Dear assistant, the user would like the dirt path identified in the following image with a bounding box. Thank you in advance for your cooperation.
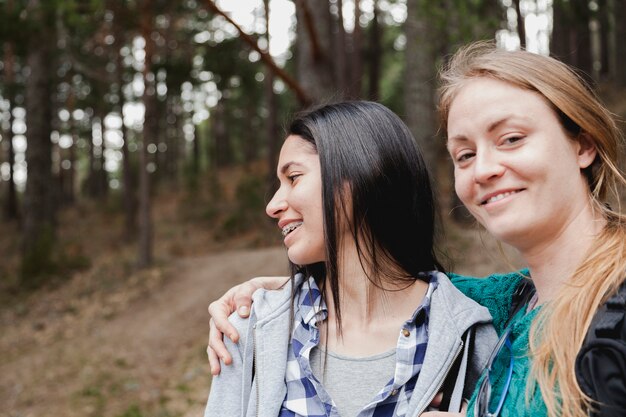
[0,247,289,417]
[1,221,524,417]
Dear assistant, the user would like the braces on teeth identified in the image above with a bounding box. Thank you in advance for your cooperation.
[282,222,303,236]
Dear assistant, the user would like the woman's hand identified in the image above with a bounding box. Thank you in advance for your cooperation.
[207,276,289,375]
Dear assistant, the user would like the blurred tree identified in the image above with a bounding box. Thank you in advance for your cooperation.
[512,0,526,49]
[404,0,441,171]
[611,0,626,86]
[366,0,381,101]
[295,0,335,102]
[21,0,56,283]
[137,0,156,268]
[263,0,280,185]
[348,0,363,98]
[551,0,593,81]
[109,0,139,239]
[2,0,18,220]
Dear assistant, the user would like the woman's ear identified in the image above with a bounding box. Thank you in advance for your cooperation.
[576,133,598,169]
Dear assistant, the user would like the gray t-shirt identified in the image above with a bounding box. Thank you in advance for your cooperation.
[310,346,397,416]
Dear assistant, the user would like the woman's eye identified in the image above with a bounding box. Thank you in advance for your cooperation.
[287,173,302,183]
[456,152,475,163]
[503,135,524,145]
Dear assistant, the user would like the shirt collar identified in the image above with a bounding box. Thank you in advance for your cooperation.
[295,271,439,329]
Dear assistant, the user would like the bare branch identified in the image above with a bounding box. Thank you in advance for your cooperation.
[204,0,310,105]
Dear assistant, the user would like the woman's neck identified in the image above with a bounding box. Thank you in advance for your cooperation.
[520,204,605,304]
[319,244,429,355]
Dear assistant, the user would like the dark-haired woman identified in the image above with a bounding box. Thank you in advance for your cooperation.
[204,101,498,417]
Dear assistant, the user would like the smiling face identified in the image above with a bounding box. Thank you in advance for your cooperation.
[446,77,597,250]
[266,135,325,265]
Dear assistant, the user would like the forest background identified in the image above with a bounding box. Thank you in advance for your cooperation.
[0,0,625,416]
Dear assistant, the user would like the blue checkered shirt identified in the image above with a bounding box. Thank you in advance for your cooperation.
[279,272,438,417]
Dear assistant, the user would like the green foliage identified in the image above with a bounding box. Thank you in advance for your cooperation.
[116,405,144,417]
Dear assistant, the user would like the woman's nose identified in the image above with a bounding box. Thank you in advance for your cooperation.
[266,189,288,218]
[473,149,505,183]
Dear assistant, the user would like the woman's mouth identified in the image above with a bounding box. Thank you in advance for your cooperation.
[281,221,303,237]
[481,189,523,205]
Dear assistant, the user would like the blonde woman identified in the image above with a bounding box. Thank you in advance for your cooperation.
[208,43,626,417]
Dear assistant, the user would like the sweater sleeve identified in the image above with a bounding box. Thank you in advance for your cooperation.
[449,271,527,334]
[204,314,249,417]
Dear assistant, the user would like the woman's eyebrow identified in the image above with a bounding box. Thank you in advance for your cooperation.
[279,161,304,175]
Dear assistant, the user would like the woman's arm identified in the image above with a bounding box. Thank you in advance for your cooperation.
[207,276,289,375]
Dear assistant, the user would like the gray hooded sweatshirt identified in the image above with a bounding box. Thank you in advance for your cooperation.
[205,272,498,417]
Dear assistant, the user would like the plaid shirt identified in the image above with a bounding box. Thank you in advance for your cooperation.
[279,273,438,417]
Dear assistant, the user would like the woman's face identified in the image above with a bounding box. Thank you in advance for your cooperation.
[446,77,597,251]
[266,135,325,265]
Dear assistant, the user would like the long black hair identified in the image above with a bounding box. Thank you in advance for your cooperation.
[287,101,443,328]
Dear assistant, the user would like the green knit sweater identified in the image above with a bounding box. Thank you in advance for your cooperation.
[450,271,548,417]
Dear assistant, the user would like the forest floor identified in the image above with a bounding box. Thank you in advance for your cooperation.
[1,88,624,417]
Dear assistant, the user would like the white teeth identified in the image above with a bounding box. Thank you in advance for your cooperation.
[281,222,303,237]
[485,191,518,204]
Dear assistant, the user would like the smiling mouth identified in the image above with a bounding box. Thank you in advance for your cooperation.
[481,190,523,205]
[281,222,303,237]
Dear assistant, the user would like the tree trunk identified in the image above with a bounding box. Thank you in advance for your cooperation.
[264,0,279,185]
[612,0,626,86]
[334,0,348,96]
[243,103,258,164]
[138,0,154,268]
[166,93,181,179]
[404,0,439,171]
[295,0,335,103]
[192,118,200,177]
[367,0,381,101]
[64,89,76,204]
[22,0,56,283]
[67,129,77,203]
[3,40,18,221]
[86,114,97,197]
[573,14,593,82]
[98,111,109,197]
[213,99,232,167]
[551,0,593,83]
[115,35,137,241]
[348,0,363,98]
[512,0,526,49]
[598,0,610,79]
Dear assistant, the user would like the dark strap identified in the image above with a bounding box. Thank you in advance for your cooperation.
[440,327,474,412]
[506,278,535,327]
[575,281,626,417]
[594,284,626,338]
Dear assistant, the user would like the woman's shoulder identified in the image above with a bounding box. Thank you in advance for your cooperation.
[448,270,528,331]
[449,270,527,293]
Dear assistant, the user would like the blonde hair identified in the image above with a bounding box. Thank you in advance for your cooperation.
[438,41,626,417]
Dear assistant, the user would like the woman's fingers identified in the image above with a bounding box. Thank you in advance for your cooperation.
[206,276,290,376]
[208,296,241,342]
[208,317,232,375]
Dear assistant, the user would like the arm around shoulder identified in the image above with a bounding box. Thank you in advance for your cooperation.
[205,315,250,417]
